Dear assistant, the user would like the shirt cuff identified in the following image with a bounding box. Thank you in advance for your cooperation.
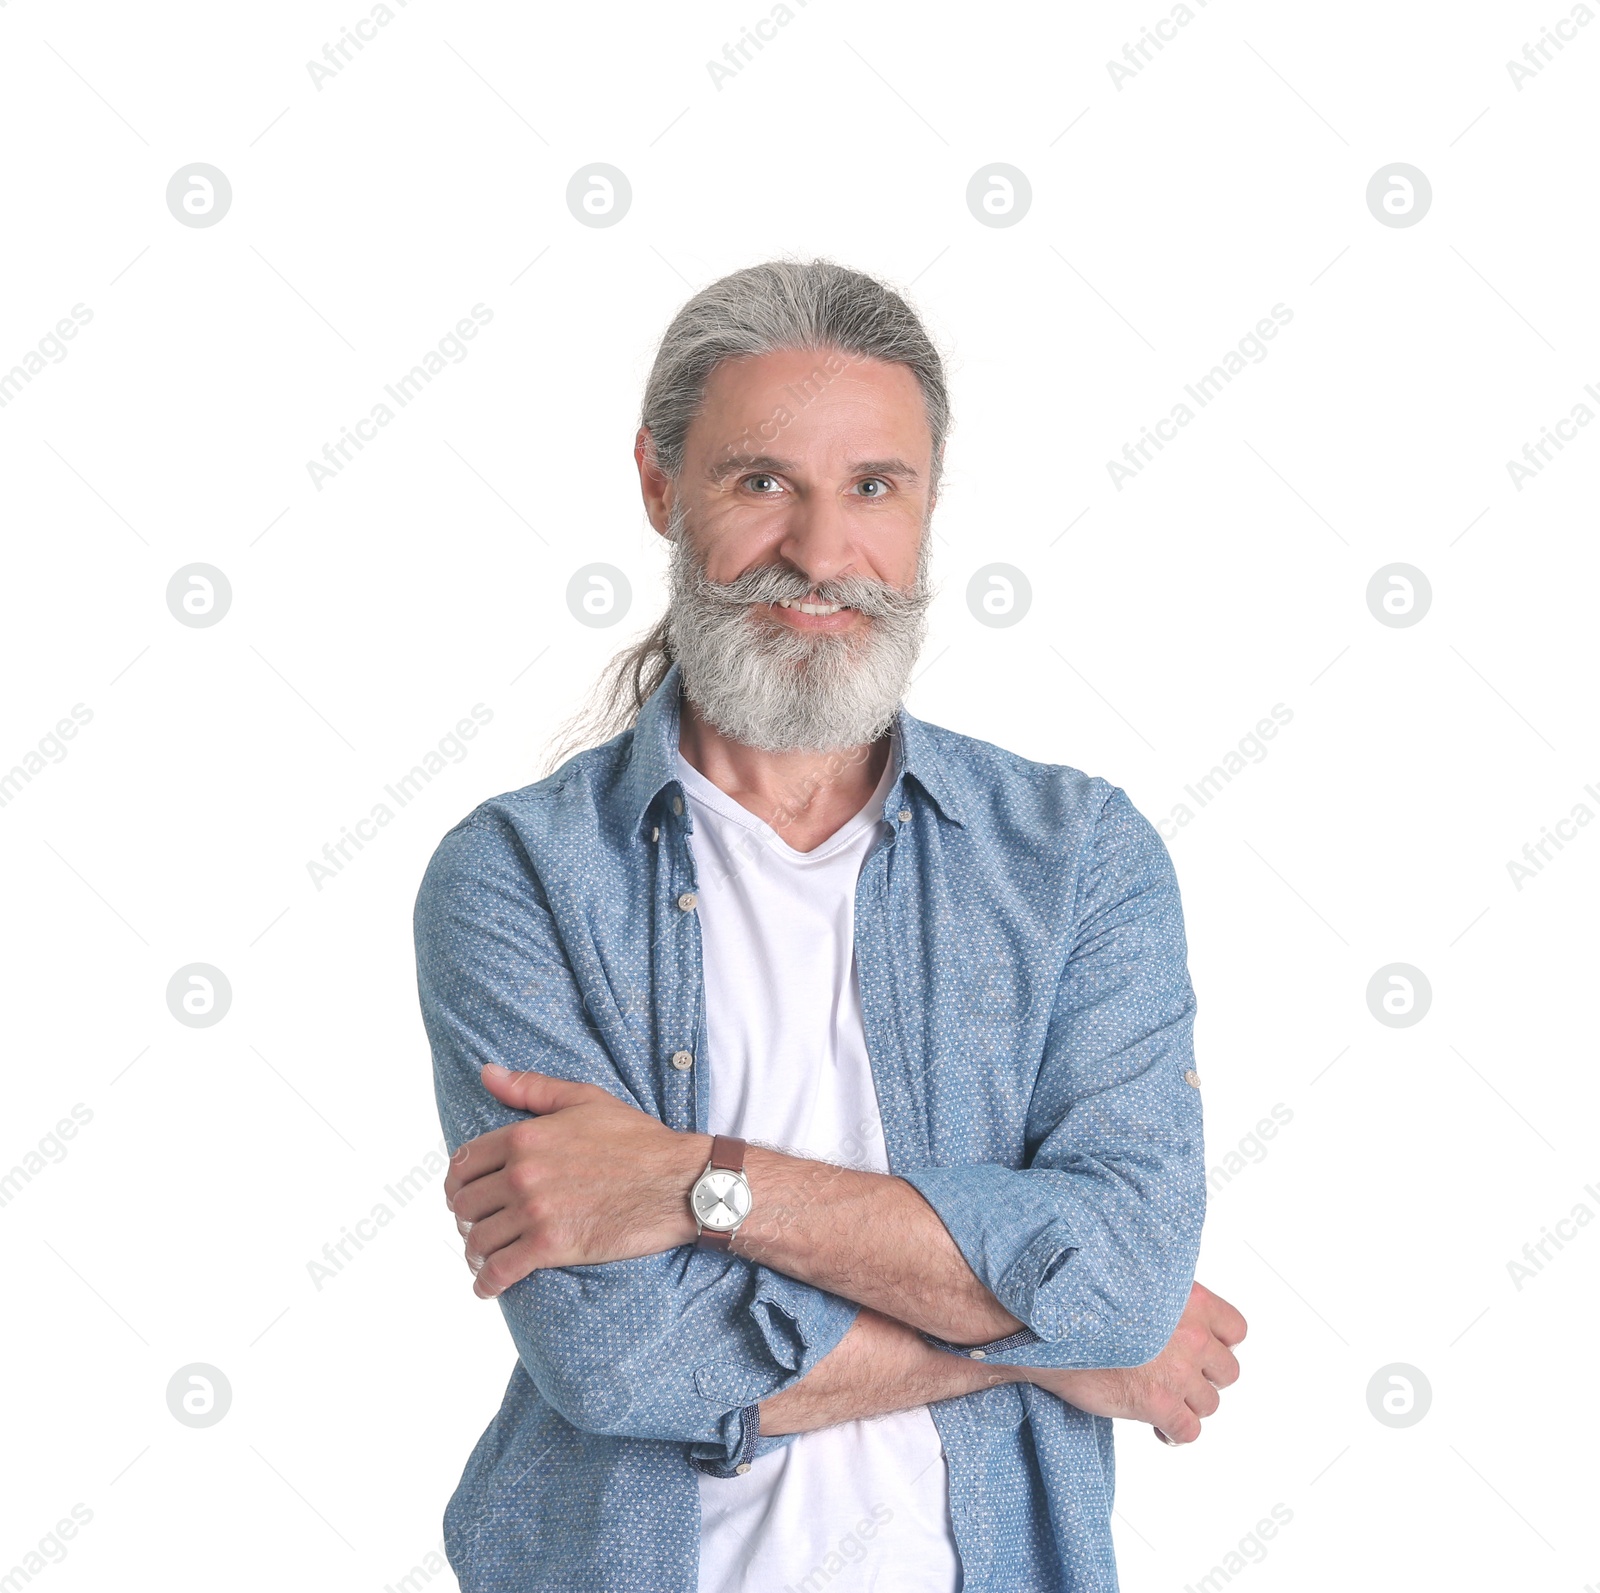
[689,1403,798,1477]
[919,1323,1043,1361]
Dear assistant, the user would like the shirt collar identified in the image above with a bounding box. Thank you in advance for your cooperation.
[624,660,967,833]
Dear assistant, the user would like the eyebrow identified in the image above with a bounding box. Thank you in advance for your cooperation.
[705,453,921,483]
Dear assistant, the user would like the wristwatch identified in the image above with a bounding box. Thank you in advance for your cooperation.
[690,1135,753,1250]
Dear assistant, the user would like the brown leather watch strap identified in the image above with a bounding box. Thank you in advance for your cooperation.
[710,1134,747,1172]
[695,1135,749,1251]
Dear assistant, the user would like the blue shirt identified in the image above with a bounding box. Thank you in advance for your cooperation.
[414,662,1206,1593]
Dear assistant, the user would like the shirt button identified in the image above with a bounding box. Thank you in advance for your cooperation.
[651,826,660,843]
[735,1463,751,1475]
[1184,1069,1202,1088]
[968,1349,987,1360]
[672,796,684,816]
[898,809,912,823]
[671,1050,694,1071]
[678,892,698,912]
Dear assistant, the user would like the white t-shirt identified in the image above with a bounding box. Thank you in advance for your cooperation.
[680,742,963,1593]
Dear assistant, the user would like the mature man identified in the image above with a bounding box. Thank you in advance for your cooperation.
[414,259,1246,1593]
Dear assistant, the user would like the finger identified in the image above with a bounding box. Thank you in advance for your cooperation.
[447,1169,515,1226]
[1202,1340,1241,1390]
[1155,1401,1202,1444]
[1184,1374,1221,1420]
[443,1127,520,1202]
[460,1207,523,1269]
[479,1065,601,1115]
[1203,1292,1248,1347]
[472,1236,544,1300]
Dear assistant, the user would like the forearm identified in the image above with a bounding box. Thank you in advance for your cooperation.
[758,1305,1027,1436]
[728,1144,1026,1346]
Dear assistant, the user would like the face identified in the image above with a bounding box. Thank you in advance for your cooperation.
[636,347,939,753]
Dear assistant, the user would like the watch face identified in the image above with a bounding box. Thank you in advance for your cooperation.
[693,1170,751,1232]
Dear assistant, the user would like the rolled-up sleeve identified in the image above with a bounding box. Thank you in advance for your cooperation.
[414,810,861,1472]
[899,786,1206,1371]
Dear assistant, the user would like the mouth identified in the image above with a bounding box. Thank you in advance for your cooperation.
[762,596,862,631]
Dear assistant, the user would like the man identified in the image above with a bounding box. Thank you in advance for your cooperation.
[414,258,1246,1593]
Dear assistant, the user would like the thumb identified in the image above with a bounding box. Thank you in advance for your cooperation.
[479,1063,598,1115]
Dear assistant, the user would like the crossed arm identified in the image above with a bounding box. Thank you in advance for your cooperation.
[446,1063,1246,1444]
[416,795,1245,1468]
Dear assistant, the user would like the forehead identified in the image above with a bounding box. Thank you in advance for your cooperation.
[685,347,932,470]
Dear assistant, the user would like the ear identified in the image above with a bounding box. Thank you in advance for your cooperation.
[635,426,674,538]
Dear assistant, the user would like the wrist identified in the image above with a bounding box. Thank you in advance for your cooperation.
[655,1131,713,1249]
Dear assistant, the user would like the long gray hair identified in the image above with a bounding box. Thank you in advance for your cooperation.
[543,257,951,773]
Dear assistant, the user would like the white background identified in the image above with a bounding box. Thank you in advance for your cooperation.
[2,1,1597,1589]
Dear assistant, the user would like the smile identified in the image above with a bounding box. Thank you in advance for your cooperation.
[775,598,849,616]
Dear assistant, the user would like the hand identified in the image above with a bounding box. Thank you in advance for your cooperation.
[1024,1281,1246,1444]
[443,1064,710,1297]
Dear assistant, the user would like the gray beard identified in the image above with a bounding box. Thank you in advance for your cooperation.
[663,502,933,754]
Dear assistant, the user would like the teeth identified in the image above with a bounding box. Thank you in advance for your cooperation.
[777,598,845,615]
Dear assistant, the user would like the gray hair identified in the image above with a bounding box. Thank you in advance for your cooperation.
[543,258,950,771]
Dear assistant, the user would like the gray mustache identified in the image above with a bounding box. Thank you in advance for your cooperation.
[699,564,930,622]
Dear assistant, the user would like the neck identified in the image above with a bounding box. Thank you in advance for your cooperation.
[677,693,891,854]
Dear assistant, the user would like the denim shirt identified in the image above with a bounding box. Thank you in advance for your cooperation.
[413,662,1206,1593]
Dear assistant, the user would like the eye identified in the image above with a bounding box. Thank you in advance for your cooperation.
[855,477,890,498]
[743,473,782,495]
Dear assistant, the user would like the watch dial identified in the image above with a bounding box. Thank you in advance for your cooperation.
[694,1171,751,1230]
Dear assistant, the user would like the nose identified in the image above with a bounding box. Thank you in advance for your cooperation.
[776,490,857,593]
